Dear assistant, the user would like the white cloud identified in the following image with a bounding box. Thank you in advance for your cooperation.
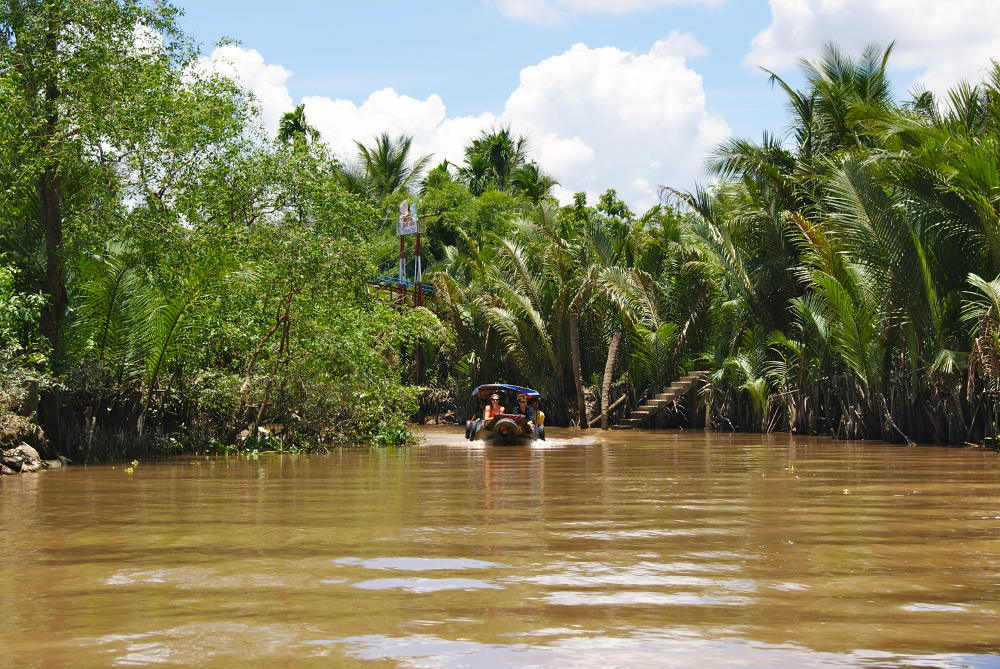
[206,32,729,212]
[200,45,293,133]
[299,89,455,160]
[502,32,729,208]
[746,0,1000,94]
[131,24,164,55]
[493,0,724,26]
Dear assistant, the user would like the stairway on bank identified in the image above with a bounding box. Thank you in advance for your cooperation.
[611,370,708,430]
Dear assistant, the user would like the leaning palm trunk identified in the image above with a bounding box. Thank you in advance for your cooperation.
[601,331,622,430]
[570,313,587,428]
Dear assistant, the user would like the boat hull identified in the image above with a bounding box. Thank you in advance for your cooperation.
[474,426,535,445]
[472,415,537,444]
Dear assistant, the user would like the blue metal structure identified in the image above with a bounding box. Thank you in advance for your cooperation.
[371,274,435,295]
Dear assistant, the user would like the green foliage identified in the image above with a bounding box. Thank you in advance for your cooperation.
[5,17,1000,453]
[511,163,558,203]
[629,322,679,400]
[0,262,44,352]
[458,126,529,194]
[0,1,446,458]
[666,44,1000,442]
[278,103,320,147]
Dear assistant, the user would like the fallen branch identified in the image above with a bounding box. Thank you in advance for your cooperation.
[589,393,627,427]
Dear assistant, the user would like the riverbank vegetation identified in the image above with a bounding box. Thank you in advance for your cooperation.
[0,0,442,461]
[2,1,999,463]
[421,43,1000,446]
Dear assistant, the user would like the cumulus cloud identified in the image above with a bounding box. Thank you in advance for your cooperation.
[199,45,293,133]
[205,32,729,211]
[299,89,454,160]
[746,0,1000,94]
[493,0,724,26]
[502,32,728,208]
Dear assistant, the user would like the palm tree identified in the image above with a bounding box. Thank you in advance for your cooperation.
[512,163,558,203]
[455,154,491,196]
[433,203,594,424]
[342,133,431,205]
[765,42,896,159]
[460,126,528,193]
[277,104,320,147]
[963,273,1000,435]
[421,160,453,195]
[478,220,579,423]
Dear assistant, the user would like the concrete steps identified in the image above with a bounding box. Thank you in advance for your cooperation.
[615,371,708,429]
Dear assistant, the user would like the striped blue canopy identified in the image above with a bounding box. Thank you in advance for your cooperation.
[472,383,541,399]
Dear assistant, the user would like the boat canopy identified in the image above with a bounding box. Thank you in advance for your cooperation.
[472,383,541,399]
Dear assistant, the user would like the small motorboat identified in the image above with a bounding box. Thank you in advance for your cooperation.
[467,383,545,444]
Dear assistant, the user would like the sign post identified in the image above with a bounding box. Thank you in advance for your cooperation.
[411,202,423,307]
[397,200,419,236]
[396,200,422,305]
[396,200,424,419]
[397,200,409,291]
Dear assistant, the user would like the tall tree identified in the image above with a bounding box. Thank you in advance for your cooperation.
[0,0,240,366]
[511,162,558,203]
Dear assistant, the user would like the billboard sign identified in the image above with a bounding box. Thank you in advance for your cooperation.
[397,200,419,235]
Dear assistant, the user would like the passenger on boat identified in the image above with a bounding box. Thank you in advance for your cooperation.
[466,393,505,440]
[512,393,544,440]
[485,393,505,419]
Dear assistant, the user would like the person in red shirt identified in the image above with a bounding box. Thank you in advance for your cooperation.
[483,393,505,419]
[467,393,505,440]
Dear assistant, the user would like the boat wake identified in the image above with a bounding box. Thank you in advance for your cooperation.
[415,425,602,448]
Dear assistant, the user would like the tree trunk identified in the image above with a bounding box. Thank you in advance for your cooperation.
[38,56,66,365]
[36,23,66,448]
[601,331,622,430]
[569,313,587,428]
[254,292,293,435]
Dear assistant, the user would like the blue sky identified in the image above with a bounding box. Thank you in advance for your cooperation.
[179,1,777,135]
[178,0,1000,210]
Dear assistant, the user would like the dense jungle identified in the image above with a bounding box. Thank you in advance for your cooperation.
[2,0,1000,464]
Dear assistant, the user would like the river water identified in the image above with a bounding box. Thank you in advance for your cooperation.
[3,427,1000,667]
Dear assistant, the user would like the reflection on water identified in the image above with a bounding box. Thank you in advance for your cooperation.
[351,577,503,592]
[2,426,1000,667]
[333,556,503,570]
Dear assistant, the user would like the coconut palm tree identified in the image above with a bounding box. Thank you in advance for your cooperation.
[341,133,431,205]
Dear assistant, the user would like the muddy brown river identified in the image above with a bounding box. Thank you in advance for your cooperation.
[3,427,1000,667]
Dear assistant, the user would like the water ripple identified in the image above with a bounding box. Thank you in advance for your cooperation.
[351,577,503,592]
[333,556,502,570]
